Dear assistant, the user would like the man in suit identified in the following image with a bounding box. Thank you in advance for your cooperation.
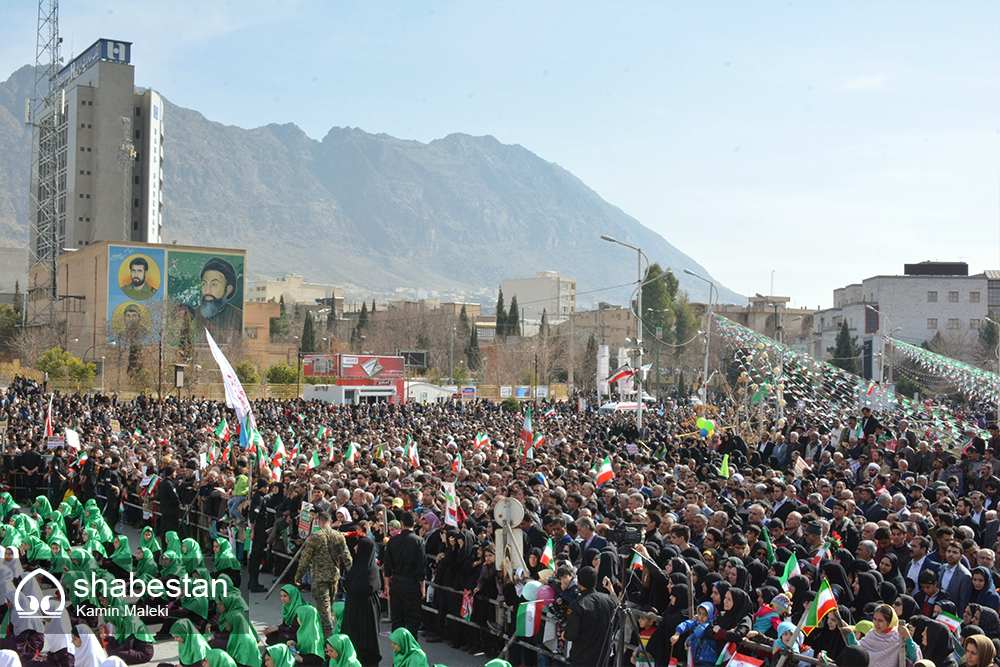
[938,541,973,614]
[772,484,804,523]
[576,517,608,554]
[860,407,881,440]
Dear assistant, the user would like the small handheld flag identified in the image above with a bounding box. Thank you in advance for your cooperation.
[540,538,554,567]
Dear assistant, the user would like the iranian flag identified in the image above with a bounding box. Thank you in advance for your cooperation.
[607,364,634,384]
[297,413,305,422]
[540,538,554,567]
[520,408,533,454]
[406,436,420,468]
[328,443,336,462]
[715,643,737,665]
[937,611,961,632]
[308,451,320,470]
[761,526,776,565]
[207,444,218,465]
[374,443,385,461]
[214,419,230,441]
[143,474,161,498]
[595,456,614,486]
[452,453,463,473]
[345,442,359,465]
[317,426,331,439]
[723,655,763,667]
[474,432,488,449]
[74,450,88,468]
[541,408,556,420]
[45,395,54,437]
[272,435,286,467]
[515,600,545,637]
[803,578,837,635]
[810,541,831,567]
[629,553,643,570]
[778,554,800,587]
[272,466,282,483]
[290,439,300,460]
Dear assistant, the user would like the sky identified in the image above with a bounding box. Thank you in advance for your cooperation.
[1,0,998,308]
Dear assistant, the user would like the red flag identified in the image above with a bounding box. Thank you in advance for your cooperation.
[45,395,53,437]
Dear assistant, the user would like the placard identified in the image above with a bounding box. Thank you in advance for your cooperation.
[298,502,314,538]
[461,386,476,399]
[514,386,531,399]
[500,386,512,398]
[47,436,65,450]
[535,386,549,398]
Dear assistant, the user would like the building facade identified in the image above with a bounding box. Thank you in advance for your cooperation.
[29,39,163,257]
[811,262,990,380]
[247,274,343,313]
[501,271,576,322]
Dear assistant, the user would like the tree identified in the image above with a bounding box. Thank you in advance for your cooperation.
[0,308,18,359]
[980,310,999,363]
[371,299,376,313]
[266,362,299,384]
[301,312,316,354]
[495,288,506,339]
[507,296,520,338]
[234,360,259,385]
[279,295,286,319]
[36,347,96,380]
[465,326,481,371]
[458,305,471,341]
[128,345,142,374]
[672,295,696,362]
[640,262,675,342]
[540,309,549,339]
[12,281,21,318]
[895,375,922,399]
[326,308,336,332]
[828,321,861,374]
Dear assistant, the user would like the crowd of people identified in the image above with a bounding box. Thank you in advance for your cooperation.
[0,372,999,667]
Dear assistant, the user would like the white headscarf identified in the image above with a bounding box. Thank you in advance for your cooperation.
[74,625,107,667]
[0,650,21,667]
[42,610,74,656]
[2,553,24,579]
[7,579,45,634]
[100,657,128,667]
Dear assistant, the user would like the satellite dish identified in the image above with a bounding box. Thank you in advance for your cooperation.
[494,498,524,527]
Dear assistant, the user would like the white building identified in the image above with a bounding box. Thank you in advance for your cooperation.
[247,274,343,307]
[501,270,576,323]
[812,262,995,381]
[29,39,164,253]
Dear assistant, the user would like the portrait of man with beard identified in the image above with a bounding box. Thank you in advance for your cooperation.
[191,256,243,343]
[120,256,158,300]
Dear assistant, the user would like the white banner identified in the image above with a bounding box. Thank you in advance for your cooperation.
[205,328,256,433]
[597,345,610,397]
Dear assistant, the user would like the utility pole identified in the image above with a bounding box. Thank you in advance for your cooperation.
[567,313,575,392]
[449,326,454,384]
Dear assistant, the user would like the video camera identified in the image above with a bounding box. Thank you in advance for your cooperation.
[605,519,645,546]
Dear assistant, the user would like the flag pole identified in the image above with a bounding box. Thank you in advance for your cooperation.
[774,575,827,667]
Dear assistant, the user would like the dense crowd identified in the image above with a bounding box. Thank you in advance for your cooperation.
[0,373,999,667]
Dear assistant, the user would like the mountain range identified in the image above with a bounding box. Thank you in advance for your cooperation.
[0,64,743,307]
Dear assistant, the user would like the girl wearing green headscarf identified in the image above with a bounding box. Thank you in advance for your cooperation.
[61,495,82,521]
[82,499,112,544]
[11,513,39,540]
[205,649,238,667]
[106,534,133,578]
[264,585,306,645]
[33,495,53,522]
[293,606,325,666]
[100,597,156,664]
[159,550,184,582]
[0,492,19,520]
[325,635,363,667]
[214,574,235,602]
[44,511,67,542]
[215,593,255,642]
[388,628,428,667]
[169,619,210,666]
[81,525,107,557]
[48,535,72,574]
[265,645,295,667]
[139,526,161,557]
[225,613,262,667]
[165,530,183,555]
[20,535,52,565]
[69,547,98,572]
[180,538,204,573]
[212,538,242,587]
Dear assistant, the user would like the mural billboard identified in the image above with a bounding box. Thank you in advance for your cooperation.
[166,250,245,344]
[107,245,164,344]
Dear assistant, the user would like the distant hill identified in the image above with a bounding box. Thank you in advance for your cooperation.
[0,64,743,306]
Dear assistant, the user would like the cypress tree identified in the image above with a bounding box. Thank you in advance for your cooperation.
[495,288,506,339]
[507,296,520,338]
[301,312,316,353]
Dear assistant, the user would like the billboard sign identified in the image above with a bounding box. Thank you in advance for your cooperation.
[514,386,531,399]
[461,386,476,399]
[107,245,164,344]
[303,355,340,377]
[55,39,131,89]
[340,355,404,379]
[166,250,245,345]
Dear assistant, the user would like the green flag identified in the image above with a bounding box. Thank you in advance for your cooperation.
[778,553,800,587]
[719,454,730,479]
[761,526,776,565]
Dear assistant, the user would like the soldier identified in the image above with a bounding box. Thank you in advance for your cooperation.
[295,510,352,639]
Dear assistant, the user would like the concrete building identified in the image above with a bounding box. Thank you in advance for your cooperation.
[812,262,992,380]
[557,303,636,351]
[29,39,163,255]
[501,271,576,322]
[693,296,818,352]
[247,274,343,314]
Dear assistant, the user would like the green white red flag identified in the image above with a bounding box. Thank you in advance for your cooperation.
[596,456,614,486]
[345,442,359,465]
[214,419,230,441]
[803,578,837,635]
[540,538,554,567]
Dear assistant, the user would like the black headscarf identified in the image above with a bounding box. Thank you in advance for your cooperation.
[757,586,779,607]
[804,604,849,664]
[978,606,1000,637]
[852,572,882,615]
[921,619,959,667]
[731,565,750,592]
[528,547,544,578]
[895,594,918,621]
[717,587,752,630]
[879,581,897,605]
[746,561,768,590]
[787,574,812,617]
[712,581,731,608]
[837,645,870,667]
[701,573,722,604]
[343,536,380,596]
[879,553,907,597]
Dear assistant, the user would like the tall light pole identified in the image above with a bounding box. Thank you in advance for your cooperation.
[685,269,717,403]
[601,235,648,431]
[865,305,892,384]
[986,316,1000,426]
[647,307,669,399]
[757,294,785,421]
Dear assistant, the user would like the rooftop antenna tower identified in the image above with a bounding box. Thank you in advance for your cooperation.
[25,0,63,329]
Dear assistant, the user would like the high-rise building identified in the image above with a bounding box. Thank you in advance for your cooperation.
[29,38,163,258]
[501,270,576,323]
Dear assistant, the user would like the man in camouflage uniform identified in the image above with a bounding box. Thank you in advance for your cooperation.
[295,510,352,639]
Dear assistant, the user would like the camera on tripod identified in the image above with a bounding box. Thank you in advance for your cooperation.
[605,520,645,546]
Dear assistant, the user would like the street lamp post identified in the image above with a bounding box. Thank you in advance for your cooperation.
[757,294,786,422]
[647,307,669,399]
[685,270,717,403]
[601,235,649,432]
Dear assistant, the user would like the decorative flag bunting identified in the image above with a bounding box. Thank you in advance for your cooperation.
[345,442,359,465]
[540,538,554,567]
[596,456,614,486]
[803,578,838,635]
[778,554,800,587]
[214,419,230,441]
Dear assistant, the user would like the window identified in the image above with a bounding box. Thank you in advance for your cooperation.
[132,221,139,231]
[928,318,938,330]
[86,148,90,152]
[971,292,980,303]
[135,130,141,139]
[78,194,84,199]
[971,319,981,330]
[135,107,141,116]
[949,291,959,302]
[80,100,86,106]
[133,199,140,208]
[88,101,92,106]
[85,194,90,199]
[87,124,91,129]
[80,123,85,128]
[80,147,85,152]
[134,176,140,184]
[927,291,937,302]
[948,318,960,330]
[79,170,84,175]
